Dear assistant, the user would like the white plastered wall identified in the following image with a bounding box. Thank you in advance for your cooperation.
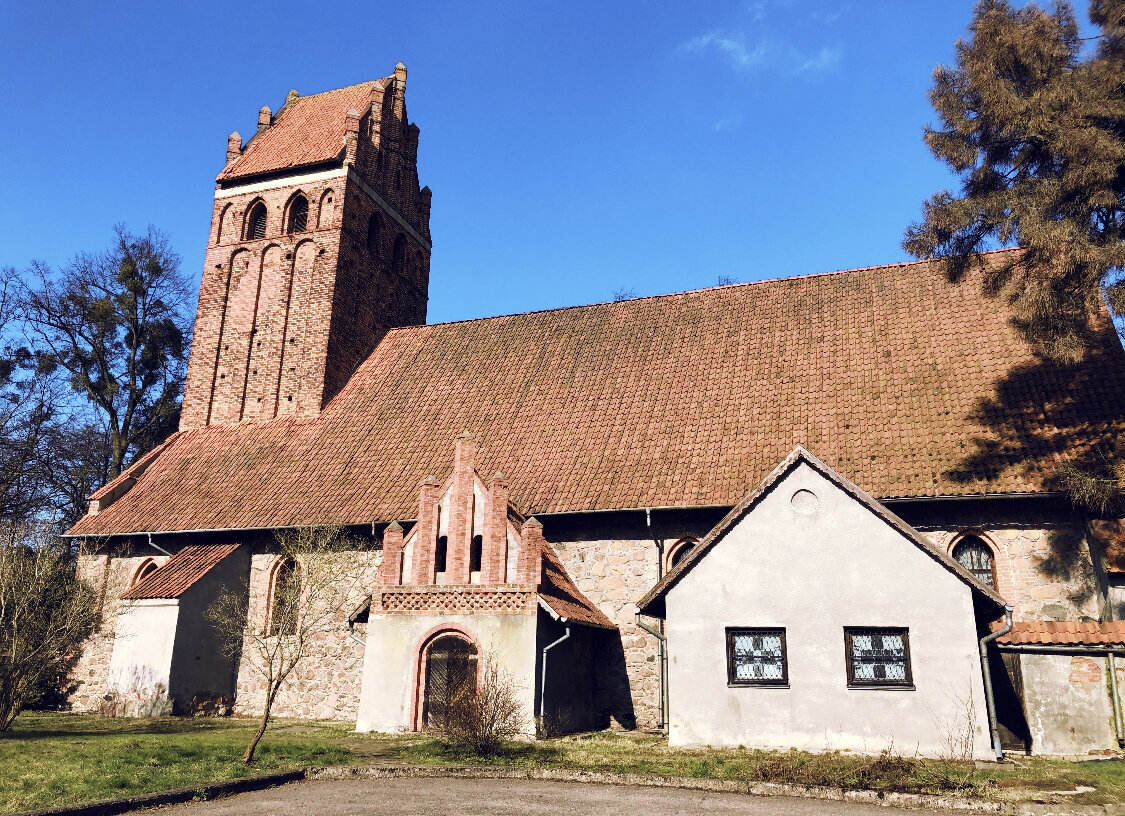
[355,612,537,734]
[665,461,994,759]
[107,599,179,715]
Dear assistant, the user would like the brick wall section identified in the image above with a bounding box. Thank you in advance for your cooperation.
[233,548,380,720]
[69,553,170,712]
[483,475,509,583]
[446,434,476,583]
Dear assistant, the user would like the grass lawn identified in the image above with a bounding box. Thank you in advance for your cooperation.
[3,712,1125,812]
[0,713,352,813]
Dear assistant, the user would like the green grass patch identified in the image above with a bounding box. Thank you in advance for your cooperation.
[0,713,352,814]
[5,714,1125,811]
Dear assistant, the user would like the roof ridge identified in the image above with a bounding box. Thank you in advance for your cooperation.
[389,247,1025,333]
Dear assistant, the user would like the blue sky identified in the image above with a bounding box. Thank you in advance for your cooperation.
[0,1,1096,324]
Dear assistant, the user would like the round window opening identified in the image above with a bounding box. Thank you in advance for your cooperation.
[790,489,819,515]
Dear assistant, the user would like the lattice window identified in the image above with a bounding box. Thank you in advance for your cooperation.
[844,627,912,687]
[726,627,787,685]
[953,536,995,588]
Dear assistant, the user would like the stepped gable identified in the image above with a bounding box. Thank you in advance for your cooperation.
[66,249,1125,537]
[218,80,388,182]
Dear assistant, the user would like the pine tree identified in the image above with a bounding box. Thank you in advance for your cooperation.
[904,0,1125,363]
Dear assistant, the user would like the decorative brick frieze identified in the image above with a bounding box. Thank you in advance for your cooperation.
[375,584,537,615]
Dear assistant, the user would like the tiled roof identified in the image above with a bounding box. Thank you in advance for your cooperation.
[998,620,1125,647]
[537,542,616,629]
[217,80,386,182]
[121,544,241,600]
[638,447,1006,616]
[67,250,1125,537]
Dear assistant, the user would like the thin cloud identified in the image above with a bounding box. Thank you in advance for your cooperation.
[798,45,843,74]
[713,113,745,132]
[683,31,769,71]
[682,29,843,78]
[811,6,849,25]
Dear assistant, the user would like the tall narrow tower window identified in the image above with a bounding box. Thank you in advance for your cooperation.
[392,234,407,277]
[287,195,308,234]
[367,213,382,254]
[246,202,267,240]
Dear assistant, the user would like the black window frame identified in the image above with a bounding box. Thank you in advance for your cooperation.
[844,627,913,689]
[725,627,788,687]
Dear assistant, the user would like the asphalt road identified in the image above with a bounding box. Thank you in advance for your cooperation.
[159,777,951,816]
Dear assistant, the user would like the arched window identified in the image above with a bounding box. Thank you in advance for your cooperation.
[469,535,483,574]
[317,189,335,228]
[391,234,407,277]
[132,559,159,587]
[366,212,381,254]
[665,536,698,573]
[246,201,267,240]
[269,558,300,636]
[953,536,995,588]
[287,195,308,234]
[434,535,448,574]
[423,634,477,729]
[216,204,232,245]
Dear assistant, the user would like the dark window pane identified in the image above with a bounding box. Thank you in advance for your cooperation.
[953,537,995,588]
[846,627,912,686]
[727,628,787,685]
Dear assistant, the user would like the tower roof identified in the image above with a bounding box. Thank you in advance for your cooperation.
[217,78,391,182]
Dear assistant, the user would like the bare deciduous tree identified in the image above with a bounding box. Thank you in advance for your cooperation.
[432,649,526,755]
[0,523,101,730]
[207,526,368,764]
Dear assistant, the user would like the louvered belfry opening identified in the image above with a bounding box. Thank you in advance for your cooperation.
[288,195,308,233]
[423,635,477,729]
[247,202,267,240]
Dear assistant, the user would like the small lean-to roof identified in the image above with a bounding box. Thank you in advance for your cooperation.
[120,543,241,601]
[217,80,387,182]
[637,447,1007,617]
[537,541,616,629]
[998,620,1125,648]
[67,250,1125,538]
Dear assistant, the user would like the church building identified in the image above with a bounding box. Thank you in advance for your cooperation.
[67,67,1125,758]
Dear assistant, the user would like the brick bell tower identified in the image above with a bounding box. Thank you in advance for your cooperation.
[180,64,432,429]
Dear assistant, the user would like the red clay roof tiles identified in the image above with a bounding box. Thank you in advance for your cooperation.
[67,250,1125,537]
[998,620,1125,647]
[121,543,241,600]
[537,542,616,629]
[217,80,386,182]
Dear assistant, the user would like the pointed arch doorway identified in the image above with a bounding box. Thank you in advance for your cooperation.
[423,634,478,729]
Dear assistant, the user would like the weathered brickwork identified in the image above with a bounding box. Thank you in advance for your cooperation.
[180,71,431,431]
[232,548,380,721]
[69,552,170,712]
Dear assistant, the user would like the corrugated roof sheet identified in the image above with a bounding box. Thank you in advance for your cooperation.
[998,620,1125,647]
[217,80,386,181]
[121,543,241,600]
[68,250,1125,537]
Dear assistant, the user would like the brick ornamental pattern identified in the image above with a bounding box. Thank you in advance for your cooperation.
[376,586,538,615]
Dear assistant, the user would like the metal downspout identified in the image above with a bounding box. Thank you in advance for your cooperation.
[979,605,1014,762]
[641,508,668,733]
[1108,653,1124,749]
[539,623,571,736]
[635,611,668,733]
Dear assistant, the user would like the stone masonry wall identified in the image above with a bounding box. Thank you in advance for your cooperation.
[232,547,380,721]
[69,552,170,712]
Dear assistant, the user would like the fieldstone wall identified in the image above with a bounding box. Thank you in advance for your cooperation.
[544,509,725,731]
[69,552,170,712]
[232,547,381,721]
[925,523,1099,621]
